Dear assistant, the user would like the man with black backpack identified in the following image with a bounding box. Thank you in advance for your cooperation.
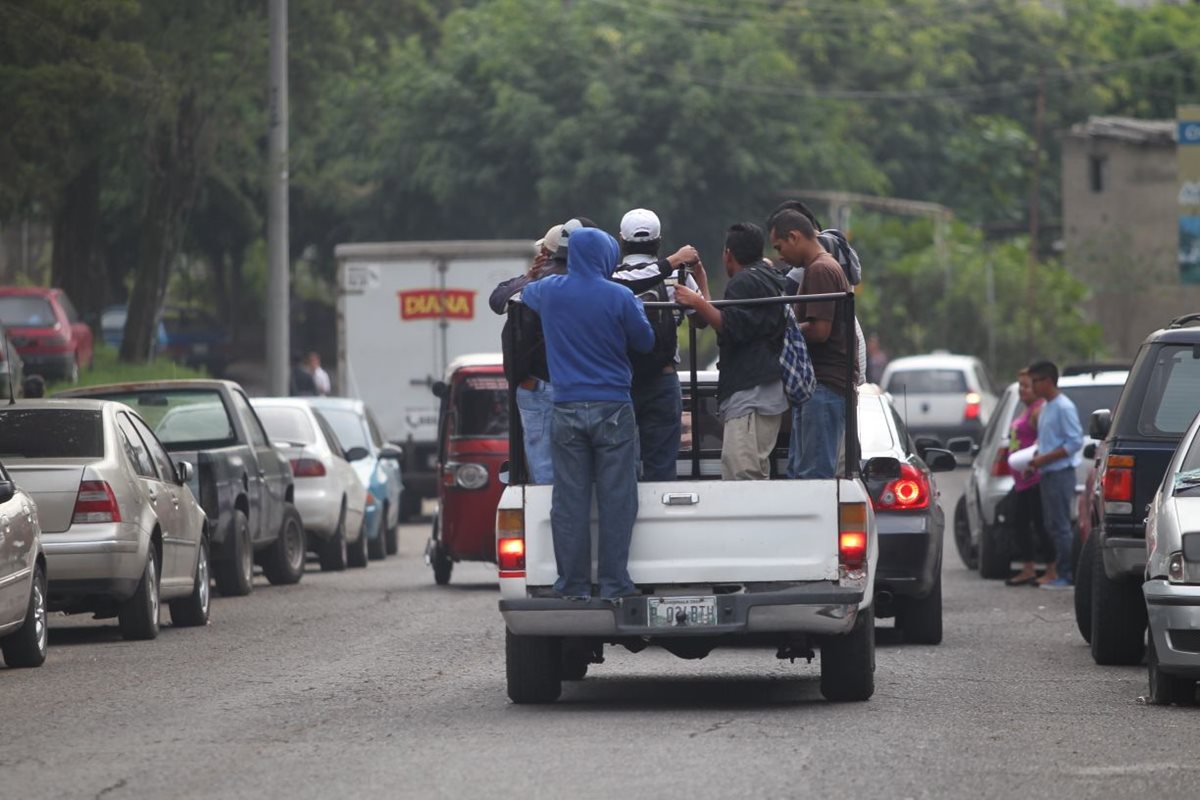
[610,208,707,482]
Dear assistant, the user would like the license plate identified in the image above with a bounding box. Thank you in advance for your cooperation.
[647,596,718,628]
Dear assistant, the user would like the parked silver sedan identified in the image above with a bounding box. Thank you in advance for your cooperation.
[0,400,210,641]
[0,459,47,667]
[1144,407,1200,705]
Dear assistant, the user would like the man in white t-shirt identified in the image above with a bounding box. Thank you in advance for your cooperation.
[307,351,332,396]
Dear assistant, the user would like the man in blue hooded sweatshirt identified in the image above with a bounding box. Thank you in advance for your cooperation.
[521,227,655,600]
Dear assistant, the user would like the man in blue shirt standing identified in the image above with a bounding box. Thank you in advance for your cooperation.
[521,228,655,600]
[1028,360,1083,589]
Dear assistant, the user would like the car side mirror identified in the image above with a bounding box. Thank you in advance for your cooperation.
[946,437,978,456]
[924,448,959,473]
[1083,442,1097,460]
[345,446,369,462]
[0,479,15,505]
[379,445,404,461]
[862,456,902,482]
[1089,409,1112,441]
[175,460,194,485]
[431,381,449,399]
[499,460,511,486]
[913,436,943,457]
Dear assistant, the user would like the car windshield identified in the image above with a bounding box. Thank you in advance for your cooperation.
[0,409,104,459]
[454,375,509,437]
[92,389,235,448]
[321,408,370,451]
[0,296,56,327]
[1062,384,1124,434]
[1136,345,1200,437]
[256,406,317,445]
[886,369,967,395]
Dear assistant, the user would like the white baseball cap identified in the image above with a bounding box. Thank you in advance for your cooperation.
[619,208,661,242]
[534,224,563,252]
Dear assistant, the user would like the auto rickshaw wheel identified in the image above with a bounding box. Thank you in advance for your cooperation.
[431,519,453,586]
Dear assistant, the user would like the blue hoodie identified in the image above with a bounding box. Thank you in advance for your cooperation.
[521,228,654,403]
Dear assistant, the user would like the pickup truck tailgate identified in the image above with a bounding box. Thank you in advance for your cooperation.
[522,480,845,586]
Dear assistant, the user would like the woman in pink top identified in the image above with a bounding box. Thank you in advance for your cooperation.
[1006,369,1050,586]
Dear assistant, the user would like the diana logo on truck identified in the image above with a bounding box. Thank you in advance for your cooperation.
[398,289,476,320]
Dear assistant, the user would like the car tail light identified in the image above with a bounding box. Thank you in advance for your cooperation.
[992,446,1011,477]
[964,392,982,422]
[73,481,122,524]
[873,464,931,511]
[290,458,326,478]
[497,509,525,577]
[1102,454,1134,514]
[838,502,868,571]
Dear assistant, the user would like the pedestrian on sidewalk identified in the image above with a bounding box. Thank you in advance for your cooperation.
[1027,360,1083,589]
[520,227,655,600]
[1005,368,1051,586]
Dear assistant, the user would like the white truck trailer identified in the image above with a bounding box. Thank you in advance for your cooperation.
[335,240,533,519]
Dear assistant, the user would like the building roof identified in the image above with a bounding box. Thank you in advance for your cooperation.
[1067,116,1176,146]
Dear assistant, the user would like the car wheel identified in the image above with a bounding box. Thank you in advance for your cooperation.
[898,569,943,645]
[1074,531,1095,643]
[263,504,306,585]
[169,535,211,627]
[953,496,977,570]
[385,503,399,556]
[1147,634,1197,706]
[319,504,349,572]
[1,563,48,668]
[212,509,254,596]
[820,605,875,702]
[1089,538,1146,666]
[978,522,1010,580]
[118,549,160,641]
[347,518,369,569]
[368,505,387,561]
[506,628,562,704]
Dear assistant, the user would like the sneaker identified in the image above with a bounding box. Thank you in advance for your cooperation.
[1039,577,1073,591]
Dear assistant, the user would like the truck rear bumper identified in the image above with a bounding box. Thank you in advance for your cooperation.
[1103,536,1146,579]
[500,584,865,638]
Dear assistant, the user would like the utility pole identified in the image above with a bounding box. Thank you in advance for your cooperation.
[266,0,289,396]
[1026,66,1045,360]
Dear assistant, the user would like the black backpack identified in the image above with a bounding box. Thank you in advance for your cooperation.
[501,300,544,385]
[628,282,679,380]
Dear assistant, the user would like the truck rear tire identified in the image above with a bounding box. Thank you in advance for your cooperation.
[1089,539,1146,665]
[820,605,875,702]
[1148,636,1197,706]
[263,505,306,585]
[978,522,1009,580]
[1074,532,1095,643]
[954,496,977,570]
[899,569,943,645]
[213,510,254,597]
[506,628,562,704]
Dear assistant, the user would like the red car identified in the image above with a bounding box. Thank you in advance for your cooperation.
[0,287,94,382]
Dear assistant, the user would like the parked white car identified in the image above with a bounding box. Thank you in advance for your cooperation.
[880,352,998,448]
[0,459,47,668]
[251,399,369,572]
[0,400,210,640]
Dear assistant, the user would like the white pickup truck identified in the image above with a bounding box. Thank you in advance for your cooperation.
[495,293,896,704]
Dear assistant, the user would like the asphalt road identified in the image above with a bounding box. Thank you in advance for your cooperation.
[3,470,1197,800]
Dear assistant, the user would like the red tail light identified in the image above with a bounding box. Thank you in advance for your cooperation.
[964,392,982,422]
[290,458,326,478]
[497,509,525,577]
[1102,454,1134,502]
[498,537,526,572]
[73,480,122,524]
[873,463,931,511]
[838,503,868,570]
[992,446,1011,477]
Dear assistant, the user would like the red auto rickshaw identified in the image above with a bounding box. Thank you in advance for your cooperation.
[425,354,509,585]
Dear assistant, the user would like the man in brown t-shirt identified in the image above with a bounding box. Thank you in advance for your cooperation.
[769,209,855,478]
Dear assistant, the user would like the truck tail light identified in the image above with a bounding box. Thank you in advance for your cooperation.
[497,509,525,577]
[1102,454,1134,514]
[838,502,868,571]
[964,392,982,422]
[873,464,931,511]
[290,458,326,478]
[992,446,1011,477]
[73,480,122,524]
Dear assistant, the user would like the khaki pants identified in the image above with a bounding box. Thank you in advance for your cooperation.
[721,411,785,480]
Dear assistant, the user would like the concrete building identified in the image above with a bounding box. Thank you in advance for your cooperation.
[1060,116,1195,359]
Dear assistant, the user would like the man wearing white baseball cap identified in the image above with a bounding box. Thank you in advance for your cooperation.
[611,208,709,482]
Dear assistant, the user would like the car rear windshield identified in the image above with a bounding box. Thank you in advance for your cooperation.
[0,409,104,459]
[94,390,236,448]
[1134,345,1200,437]
[455,376,509,437]
[255,406,317,445]
[1062,384,1124,434]
[886,369,968,395]
[0,296,56,327]
[321,408,369,451]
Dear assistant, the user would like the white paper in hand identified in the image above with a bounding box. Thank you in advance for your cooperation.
[1008,444,1037,474]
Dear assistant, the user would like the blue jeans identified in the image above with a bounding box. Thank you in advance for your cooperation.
[631,370,682,482]
[516,382,554,484]
[550,401,639,599]
[788,383,845,479]
[1039,467,1075,581]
